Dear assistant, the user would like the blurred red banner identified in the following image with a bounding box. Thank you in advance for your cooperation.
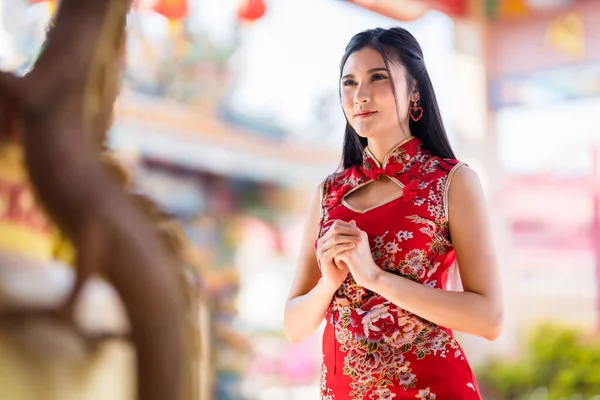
[345,0,468,21]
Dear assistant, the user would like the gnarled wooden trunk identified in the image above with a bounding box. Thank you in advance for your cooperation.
[0,1,199,399]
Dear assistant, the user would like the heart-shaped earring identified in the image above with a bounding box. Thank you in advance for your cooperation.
[409,100,423,122]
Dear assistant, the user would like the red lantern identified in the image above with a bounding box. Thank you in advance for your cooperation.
[152,0,189,20]
[434,0,468,17]
[237,0,266,22]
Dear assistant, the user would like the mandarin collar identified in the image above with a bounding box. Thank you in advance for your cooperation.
[361,136,421,179]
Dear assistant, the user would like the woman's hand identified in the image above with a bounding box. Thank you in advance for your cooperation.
[316,220,361,293]
[334,221,381,289]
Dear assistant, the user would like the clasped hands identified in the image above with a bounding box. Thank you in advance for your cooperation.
[315,219,381,292]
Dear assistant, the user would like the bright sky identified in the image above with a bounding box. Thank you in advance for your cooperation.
[191,0,456,148]
[497,98,600,175]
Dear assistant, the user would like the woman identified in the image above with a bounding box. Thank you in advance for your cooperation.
[284,27,502,399]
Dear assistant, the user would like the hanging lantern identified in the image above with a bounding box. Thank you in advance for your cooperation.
[152,0,189,20]
[499,0,530,17]
[237,0,266,23]
[434,0,468,17]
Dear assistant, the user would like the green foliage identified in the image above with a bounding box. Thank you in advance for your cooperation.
[477,324,600,400]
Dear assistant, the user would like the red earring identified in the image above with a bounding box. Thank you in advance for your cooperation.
[409,100,423,122]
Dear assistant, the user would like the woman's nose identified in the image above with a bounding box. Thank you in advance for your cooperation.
[354,87,370,104]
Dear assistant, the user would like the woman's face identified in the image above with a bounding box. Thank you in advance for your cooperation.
[340,46,416,140]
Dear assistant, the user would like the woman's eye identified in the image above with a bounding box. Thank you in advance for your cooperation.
[342,79,356,86]
[372,73,388,81]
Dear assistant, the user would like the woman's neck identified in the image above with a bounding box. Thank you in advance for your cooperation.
[367,133,413,165]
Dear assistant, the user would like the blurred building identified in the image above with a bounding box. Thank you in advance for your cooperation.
[486,0,600,350]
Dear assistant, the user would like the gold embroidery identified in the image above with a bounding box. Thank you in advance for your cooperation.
[341,178,405,214]
[341,192,405,215]
[365,136,417,167]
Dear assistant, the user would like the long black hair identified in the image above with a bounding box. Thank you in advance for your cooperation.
[339,27,456,169]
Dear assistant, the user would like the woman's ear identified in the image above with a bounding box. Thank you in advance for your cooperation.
[411,79,420,102]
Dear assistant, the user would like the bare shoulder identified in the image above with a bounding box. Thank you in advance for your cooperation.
[454,162,480,182]
[442,162,487,224]
[449,164,485,199]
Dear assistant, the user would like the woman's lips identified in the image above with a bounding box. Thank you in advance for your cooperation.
[355,111,377,118]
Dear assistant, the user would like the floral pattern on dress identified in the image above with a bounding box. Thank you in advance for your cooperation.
[317,137,481,400]
[320,363,335,400]
[415,387,436,399]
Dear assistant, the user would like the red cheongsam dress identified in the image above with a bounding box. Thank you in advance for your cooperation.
[315,136,481,400]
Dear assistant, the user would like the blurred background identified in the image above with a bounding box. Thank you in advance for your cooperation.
[1,0,600,399]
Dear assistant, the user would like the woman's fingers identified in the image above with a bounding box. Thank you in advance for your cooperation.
[318,234,358,261]
[323,242,355,261]
[317,230,357,249]
[317,220,360,247]
[316,220,362,270]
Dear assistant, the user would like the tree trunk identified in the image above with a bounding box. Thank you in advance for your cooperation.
[0,1,186,399]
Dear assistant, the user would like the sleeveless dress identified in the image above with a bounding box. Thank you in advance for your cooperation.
[315,136,481,399]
